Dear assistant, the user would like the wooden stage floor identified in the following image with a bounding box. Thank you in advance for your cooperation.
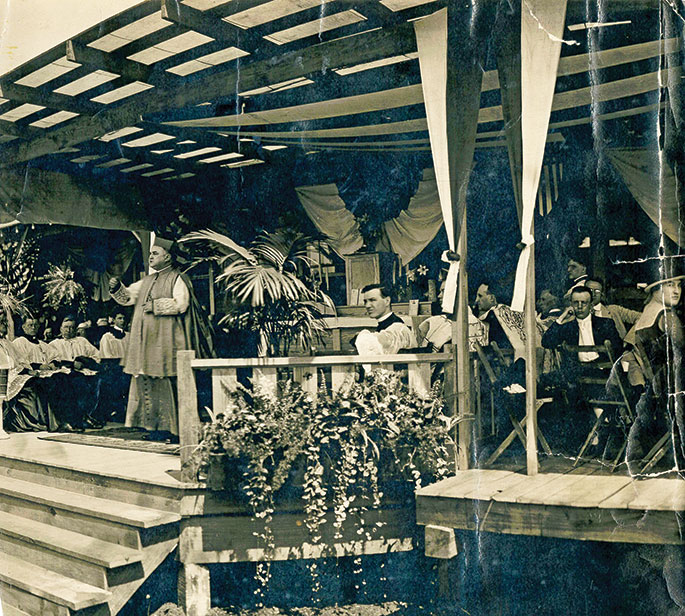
[0,431,191,489]
[416,456,685,545]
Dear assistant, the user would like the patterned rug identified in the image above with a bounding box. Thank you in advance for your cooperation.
[39,427,180,455]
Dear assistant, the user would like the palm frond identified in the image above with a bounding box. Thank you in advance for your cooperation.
[180,229,257,264]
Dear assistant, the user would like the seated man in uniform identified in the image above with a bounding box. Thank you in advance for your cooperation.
[354,284,416,355]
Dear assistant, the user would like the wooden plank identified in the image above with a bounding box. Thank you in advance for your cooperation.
[0,582,73,616]
[417,494,685,544]
[417,470,518,498]
[65,40,154,84]
[0,82,101,115]
[296,366,318,401]
[331,365,354,392]
[253,366,277,396]
[526,474,632,508]
[408,362,430,396]
[476,501,685,544]
[177,350,201,478]
[0,552,110,611]
[178,563,211,616]
[161,0,272,52]
[193,352,451,368]
[599,477,685,511]
[491,472,569,503]
[211,367,238,411]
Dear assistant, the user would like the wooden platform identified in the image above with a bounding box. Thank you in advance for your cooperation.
[416,460,685,545]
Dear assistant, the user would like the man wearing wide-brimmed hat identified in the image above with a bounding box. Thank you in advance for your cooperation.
[109,236,210,441]
[625,255,685,475]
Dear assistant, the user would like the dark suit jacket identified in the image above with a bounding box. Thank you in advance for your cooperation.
[542,314,622,361]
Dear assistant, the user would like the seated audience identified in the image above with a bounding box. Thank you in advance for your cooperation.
[626,259,685,475]
[585,278,640,340]
[354,284,416,355]
[45,316,101,431]
[536,289,562,330]
[541,286,622,450]
[565,255,590,296]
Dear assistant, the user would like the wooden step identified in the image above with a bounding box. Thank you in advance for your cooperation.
[0,475,181,528]
[0,476,180,549]
[0,455,190,512]
[0,551,110,612]
[0,510,143,589]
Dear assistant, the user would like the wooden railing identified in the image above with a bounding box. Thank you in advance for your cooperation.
[177,349,461,475]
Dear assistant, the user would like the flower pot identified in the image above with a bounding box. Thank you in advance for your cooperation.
[205,452,248,495]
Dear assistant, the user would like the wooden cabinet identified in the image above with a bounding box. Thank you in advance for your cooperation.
[344,252,396,305]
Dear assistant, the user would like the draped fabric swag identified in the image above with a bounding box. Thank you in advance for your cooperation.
[607,148,685,248]
[510,0,568,312]
[294,183,364,257]
[0,166,150,231]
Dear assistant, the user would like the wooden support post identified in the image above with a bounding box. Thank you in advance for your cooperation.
[178,562,211,616]
[408,362,431,397]
[455,215,472,470]
[178,350,200,480]
[208,262,216,317]
[524,241,539,476]
[211,368,238,411]
[253,366,278,396]
[425,525,458,559]
[331,365,354,392]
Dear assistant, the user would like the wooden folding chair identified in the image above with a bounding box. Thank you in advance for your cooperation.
[485,397,553,466]
[629,339,672,474]
[474,343,497,437]
[570,342,635,470]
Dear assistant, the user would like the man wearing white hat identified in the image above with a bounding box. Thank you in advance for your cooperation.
[109,237,195,440]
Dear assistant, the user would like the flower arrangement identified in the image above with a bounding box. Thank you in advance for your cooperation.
[185,370,455,592]
[39,264,88,316]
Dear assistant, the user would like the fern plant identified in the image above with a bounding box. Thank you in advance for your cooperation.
[40,264,88,317]
[0,232,36,320]
[182,229,333,356]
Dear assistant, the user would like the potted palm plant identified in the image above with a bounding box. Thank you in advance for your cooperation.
[181,228,333,356]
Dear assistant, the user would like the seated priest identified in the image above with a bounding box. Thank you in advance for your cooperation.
[354,284,416,355]
[13,317,51,370]
[45,316,101,431]
[0,313,49,432]
[96,310,130,423]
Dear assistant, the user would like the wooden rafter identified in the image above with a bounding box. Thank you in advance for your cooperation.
[0,21,418,167]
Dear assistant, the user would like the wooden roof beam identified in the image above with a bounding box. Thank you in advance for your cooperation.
[0,82,102,116]
[141,120,266,161]
[0,22,418,167]
[160,0,271,52]
[0,118,43,139]
[66,41,154,84]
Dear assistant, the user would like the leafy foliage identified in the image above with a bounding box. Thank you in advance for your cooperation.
[182,229,333,355]
[186,371,455,592]
[0,232,37,317]
[39,264,88,316]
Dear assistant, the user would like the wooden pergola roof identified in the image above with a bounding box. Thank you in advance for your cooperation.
[0,0,671,192]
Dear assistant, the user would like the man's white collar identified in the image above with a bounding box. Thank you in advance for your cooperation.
[377,312,393,322]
